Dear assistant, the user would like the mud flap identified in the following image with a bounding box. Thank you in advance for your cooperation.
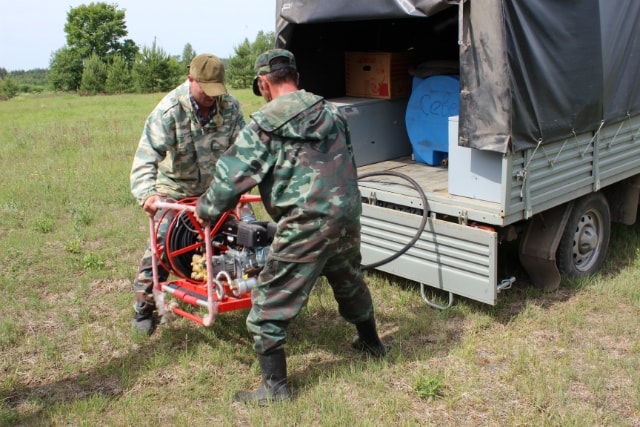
[605,175,640,225]
[519,202,573,291]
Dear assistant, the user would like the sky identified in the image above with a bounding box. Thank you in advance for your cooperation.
[0,0,276,71]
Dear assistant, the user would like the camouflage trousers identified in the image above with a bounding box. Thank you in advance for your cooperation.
[247,246,374,355]
[133,208,177,296]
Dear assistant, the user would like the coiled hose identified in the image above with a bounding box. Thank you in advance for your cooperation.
[167,211,201,278]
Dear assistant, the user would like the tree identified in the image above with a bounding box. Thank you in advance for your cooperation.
[64,2,138,64]
[48,47,84,91]
[132,43,183,93]
[181,43,197,68]
[80,54,107,95]
[105,54,132,94]
[251,31,276,56]
[227,31,275,89]
[8,69,48,88]
[0,69,48,95]
[227,39,254,89]
[50,2,139,91]
[120,39,139,68]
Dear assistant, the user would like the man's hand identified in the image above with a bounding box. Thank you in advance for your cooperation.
[194,212,209,226]
[143,195,163,217]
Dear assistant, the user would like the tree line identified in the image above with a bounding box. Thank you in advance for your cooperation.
[0,2,274,100]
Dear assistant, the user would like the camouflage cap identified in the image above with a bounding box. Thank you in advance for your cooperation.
[252,49,297,96]
[189,54,227,97]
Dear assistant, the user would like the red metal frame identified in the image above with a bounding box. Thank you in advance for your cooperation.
[149,195,262,326]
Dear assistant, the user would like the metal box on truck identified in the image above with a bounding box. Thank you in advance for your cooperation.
[331,97,413,167]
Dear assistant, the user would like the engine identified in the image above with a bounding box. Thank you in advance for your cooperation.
[209,218,275,279]
[183,216,276,291]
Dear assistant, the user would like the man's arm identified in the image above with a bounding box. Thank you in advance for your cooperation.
[196,124,270,220]
[130,111,173,207]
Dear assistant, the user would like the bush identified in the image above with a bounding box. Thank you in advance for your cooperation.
[0,77,19,100]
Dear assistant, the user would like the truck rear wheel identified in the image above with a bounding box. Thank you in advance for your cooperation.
[556,193,611,278]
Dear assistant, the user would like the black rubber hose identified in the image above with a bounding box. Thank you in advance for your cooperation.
[357,170,429,270]
[167,212,201,278]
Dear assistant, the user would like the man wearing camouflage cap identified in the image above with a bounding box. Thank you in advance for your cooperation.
[130,53,245,335]
[196,48,385,405]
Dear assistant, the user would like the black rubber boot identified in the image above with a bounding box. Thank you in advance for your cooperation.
[131,300,156,336]
[351,315,386,358]
[234,349,289,405]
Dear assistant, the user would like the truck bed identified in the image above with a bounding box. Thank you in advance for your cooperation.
[357,156,505,225]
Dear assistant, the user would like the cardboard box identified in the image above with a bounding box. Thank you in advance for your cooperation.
[345,52,411,99]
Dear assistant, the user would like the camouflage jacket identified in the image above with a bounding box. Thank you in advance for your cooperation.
[130,80,245,205]
[196,90,362,262]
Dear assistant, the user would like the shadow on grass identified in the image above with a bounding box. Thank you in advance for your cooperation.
[1,311,252,426]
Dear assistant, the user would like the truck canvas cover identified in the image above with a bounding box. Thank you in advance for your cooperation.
[276,0,640,153]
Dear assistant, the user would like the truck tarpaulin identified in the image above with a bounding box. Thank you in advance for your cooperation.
[276,0,640,153]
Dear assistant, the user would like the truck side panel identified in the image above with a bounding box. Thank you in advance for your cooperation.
[517,115,640,220]
[598,115,640,188]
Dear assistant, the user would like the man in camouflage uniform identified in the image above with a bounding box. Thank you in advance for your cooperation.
[130,53,245,335]
[195,49,385,405]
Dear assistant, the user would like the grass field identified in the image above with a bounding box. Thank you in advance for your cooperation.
[1,91,639,426]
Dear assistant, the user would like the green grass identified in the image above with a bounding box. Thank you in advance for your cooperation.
[1,92,640,426]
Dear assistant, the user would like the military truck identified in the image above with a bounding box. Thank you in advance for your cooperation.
[273,0,640,307]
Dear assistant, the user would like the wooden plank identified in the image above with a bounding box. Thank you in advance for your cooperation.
[358,156,450,196]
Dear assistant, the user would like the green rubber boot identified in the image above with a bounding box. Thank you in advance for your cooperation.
[351,315,386,358]
[234,348,290,405]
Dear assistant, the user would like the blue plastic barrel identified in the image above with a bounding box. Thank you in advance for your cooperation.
[405,75,460,166]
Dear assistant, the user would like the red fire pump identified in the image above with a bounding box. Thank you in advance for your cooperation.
[148,195,274,326]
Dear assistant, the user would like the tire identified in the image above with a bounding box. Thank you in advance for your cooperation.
[556,193,611,278]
